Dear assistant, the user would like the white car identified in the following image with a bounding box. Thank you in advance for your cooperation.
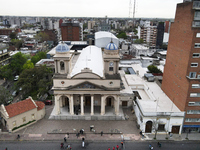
[14,75,19,81]
[12,91,17,96]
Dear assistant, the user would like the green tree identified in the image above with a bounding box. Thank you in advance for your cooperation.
[23,60,34,70]
[147,65,162,73]
[134,39,143,44]
[0,65,13,80]
[117,32,127,39]
[10,39,24,49]
[10,52,27,75]
[31,52,46,65]
[35,32,49,42]
[0,86,12,105]
[9,32,17,39]
[17,66,52,99]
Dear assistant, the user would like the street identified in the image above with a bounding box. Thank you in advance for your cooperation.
[0,141,200,150]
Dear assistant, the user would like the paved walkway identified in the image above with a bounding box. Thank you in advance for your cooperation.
[0,105,200,142]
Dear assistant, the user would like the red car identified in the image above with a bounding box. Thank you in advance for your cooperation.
[45,100,52,105]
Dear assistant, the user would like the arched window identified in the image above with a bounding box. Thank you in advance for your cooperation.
[60,61,64,70]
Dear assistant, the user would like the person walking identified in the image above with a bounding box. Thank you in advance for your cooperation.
[113,146,115,150]
[121,142,123,147]
[116,145,119,150]
[108,148,111,150]
[64,137,67,142]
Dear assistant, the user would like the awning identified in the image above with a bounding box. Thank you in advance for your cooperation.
[183,125,200,128]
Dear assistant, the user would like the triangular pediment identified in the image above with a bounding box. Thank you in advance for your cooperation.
[67,81,107,91]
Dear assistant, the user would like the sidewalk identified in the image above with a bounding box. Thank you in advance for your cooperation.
[0,106,200,142]
[142,132,200,141]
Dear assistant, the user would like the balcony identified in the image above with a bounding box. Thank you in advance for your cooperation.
[193,1,200,9]
[192,21,200,27]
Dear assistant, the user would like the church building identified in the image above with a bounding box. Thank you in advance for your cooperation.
[50,41,123,120]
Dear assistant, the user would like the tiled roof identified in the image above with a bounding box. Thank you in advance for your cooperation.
[35,101,45,111]
[5,98,37,118]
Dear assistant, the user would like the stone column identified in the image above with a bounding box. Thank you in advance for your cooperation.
[70,95,74,115]
[81,95,84,115]
[55,60,58,73]
[115,95,119,115]
[91,94,94,115]
[101,95,105,115]
[55,95,60,115]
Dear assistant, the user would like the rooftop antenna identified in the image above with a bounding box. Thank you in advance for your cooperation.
[132,0,136,43]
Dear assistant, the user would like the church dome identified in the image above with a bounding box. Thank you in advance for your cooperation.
[105,41,118,50]
[56,42,70,53]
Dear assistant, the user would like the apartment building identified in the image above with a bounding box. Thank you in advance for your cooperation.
[61,22,80,41]
[162,0,200,132]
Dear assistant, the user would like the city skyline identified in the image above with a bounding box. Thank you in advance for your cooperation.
[0,0,183,18]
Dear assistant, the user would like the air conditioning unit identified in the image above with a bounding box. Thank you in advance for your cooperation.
[197,75,200,79]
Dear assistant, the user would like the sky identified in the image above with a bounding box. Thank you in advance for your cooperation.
[0,0,183,18]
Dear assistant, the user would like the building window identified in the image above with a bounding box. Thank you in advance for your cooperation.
[187,110,200,114]
[194,43,200,48]
[109,67,113,71]
[32,114,35,120]
[22,117,26,123]
[191,63,198,67]
[190,93,200,97]
[60,61,64,70]
[193,53,200,58]
[196,33,200,37]
[188,102,200,106]
[158,124,165,131]
[13,121,16,127]
[185,118,200,122]
[192,84,200,88]
[189,72,196,78]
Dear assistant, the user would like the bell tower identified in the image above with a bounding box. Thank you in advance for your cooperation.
[103,41,120,75]
[53,42,72,75]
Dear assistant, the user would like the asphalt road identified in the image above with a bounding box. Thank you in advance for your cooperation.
[0,141,200,150]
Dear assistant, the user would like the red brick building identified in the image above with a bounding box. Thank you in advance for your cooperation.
[61,23,80,41]
[162,1,200,132]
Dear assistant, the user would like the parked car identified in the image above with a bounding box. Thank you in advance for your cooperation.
[12,90,17,96]
[45,100,52,105]
[14,75,19,81]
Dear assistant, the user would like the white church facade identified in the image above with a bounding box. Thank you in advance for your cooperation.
[50,41,124,120]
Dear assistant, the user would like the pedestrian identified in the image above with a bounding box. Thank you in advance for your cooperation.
[67,132,69,138]
[108,148,111,150]
[101,131,103,136]
[121,142,123,147]
[60,143,64,149]
[113,146,115,150]
[64,137,67,142]
[189,129,191,133]
[116,145,119,150]
[5,148,7,150]
[17,134,20,139]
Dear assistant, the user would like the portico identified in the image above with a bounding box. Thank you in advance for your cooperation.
[54,94,120,116]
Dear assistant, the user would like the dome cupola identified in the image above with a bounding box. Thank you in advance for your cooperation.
[56,42,70,53]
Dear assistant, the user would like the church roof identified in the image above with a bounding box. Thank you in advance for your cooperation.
[71,46,104,78]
